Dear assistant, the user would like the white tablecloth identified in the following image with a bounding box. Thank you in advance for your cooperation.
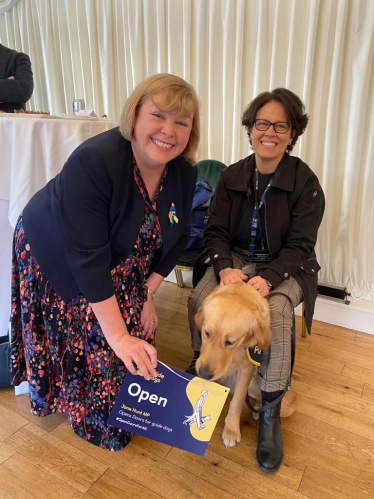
[0,114,118,336]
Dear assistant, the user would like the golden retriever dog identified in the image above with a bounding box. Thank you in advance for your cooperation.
[194,281,296,448]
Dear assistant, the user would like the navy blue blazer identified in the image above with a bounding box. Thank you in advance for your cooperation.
[23,128,197,303]
[0,43,33,112]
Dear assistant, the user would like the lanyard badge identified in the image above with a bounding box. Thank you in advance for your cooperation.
[248,168,273,257]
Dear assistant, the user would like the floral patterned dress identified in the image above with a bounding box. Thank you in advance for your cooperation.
[10,163,167,451]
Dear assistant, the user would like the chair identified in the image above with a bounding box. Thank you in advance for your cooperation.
[174,159,227,287]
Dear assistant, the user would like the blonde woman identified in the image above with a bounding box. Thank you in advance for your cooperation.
[10,73,200,450]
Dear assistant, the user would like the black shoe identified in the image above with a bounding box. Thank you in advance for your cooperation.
[256,399,283,473]
[185,351,200,376]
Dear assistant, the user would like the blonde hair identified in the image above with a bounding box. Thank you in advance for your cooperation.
[119,73,200,164]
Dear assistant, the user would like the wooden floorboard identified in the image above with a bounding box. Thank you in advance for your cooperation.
[1,281,373,498]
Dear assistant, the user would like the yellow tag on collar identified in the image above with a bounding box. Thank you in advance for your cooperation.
[246,346,262,366]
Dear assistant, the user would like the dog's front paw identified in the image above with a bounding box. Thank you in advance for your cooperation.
[222,425,241,448]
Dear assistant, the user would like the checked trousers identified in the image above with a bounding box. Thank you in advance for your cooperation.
[187,252,303,392]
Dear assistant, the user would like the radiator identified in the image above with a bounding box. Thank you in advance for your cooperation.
[317,282,350,304]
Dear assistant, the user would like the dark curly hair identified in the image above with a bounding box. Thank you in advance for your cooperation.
[241,88,309,153]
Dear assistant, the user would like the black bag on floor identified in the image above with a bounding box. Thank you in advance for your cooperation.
[0,335,11,389]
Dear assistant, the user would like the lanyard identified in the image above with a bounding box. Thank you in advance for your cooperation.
[248,168,273,255]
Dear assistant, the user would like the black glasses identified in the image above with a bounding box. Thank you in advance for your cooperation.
[254,119,290,134]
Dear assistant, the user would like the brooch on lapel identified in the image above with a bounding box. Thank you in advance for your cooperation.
[168,203,179,226]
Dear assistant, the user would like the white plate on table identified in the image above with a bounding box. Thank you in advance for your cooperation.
[57,113,114,122]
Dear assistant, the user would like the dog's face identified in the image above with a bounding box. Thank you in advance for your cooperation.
[195,282,271,381]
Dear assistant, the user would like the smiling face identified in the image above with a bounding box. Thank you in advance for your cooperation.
[250,100,293,172]
[131,92,193,172]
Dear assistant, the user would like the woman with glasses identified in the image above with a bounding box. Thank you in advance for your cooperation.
[187,88,322,473]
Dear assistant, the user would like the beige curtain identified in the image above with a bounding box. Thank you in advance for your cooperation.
[0,0,19,14]
[1,0,373,301]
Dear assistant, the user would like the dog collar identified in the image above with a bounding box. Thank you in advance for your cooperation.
[246,346,262,366]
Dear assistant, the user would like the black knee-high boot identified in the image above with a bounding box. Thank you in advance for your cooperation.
[257,390,284,473]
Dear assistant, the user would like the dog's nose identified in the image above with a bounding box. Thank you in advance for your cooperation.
[197,366,214,380]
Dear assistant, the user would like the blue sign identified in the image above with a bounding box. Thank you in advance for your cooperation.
[107,361,230,455]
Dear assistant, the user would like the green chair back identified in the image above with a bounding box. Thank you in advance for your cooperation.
[196,159,226,189]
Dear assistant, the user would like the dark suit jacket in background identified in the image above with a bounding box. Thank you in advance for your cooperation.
[0,43,34,112]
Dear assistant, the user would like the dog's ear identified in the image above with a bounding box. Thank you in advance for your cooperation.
[194,288,219,333]
[244,303,272,349]
[251,317,272,348]
[253,299,272,348]
[195,304,205,332]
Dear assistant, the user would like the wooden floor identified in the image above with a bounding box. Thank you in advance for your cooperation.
[1,281,374,498]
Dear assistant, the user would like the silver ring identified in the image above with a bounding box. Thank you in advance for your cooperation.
[150,321,155,324]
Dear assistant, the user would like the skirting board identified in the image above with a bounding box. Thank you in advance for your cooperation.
[295,296,374,335]
[166,271,374,336]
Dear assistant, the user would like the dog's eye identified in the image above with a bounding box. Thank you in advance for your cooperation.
[224,339,235,347]
[204,331,210,339]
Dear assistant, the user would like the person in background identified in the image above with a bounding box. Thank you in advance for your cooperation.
[10,73,200,450]
[187,88,322,473]
[0,42,33,112]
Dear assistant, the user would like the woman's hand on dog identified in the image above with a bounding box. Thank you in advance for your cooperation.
[219,268,248,286]
[247,276,271,297]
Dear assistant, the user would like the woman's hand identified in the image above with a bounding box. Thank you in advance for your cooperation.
[247,276,271,297]
[141,295,158,340]
[219,267,248,286]
[110,334,158,380]
[90,295,158,380]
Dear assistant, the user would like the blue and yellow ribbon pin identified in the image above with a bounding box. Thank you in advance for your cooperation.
[169,203,179,226]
